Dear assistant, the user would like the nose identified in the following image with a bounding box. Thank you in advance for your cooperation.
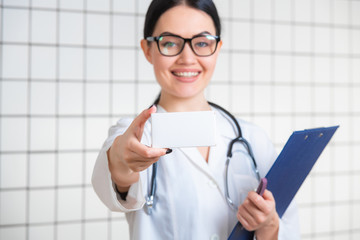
[176,42,197,65]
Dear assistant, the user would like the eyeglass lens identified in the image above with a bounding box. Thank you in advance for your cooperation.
[158,35,218,56]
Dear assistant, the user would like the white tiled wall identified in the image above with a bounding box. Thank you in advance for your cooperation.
[0,0,359,239]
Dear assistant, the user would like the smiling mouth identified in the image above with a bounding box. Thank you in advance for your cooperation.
[172,71,200,77]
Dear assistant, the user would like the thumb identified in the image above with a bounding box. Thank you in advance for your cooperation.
[130,105,157,140]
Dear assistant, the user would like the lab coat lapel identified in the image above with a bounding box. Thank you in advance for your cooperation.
[178,147,213,178]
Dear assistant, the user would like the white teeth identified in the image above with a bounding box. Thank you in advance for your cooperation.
[173,72,199,77]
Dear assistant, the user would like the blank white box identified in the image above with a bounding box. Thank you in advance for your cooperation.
[85,187,108,219]
[253,85,272,113]
[333,145,350,172]
[59,47,84,80]
[313,175,331,203]
[0,154,27,188]
[57,223,82,240]
[59,12,84,45]
[334,28,350,55]
[86,49,110,81]
[274,85,292,113]
[294,56,311,83]
[353,30,360,55]
[3,0,29,7]
[333,57,349,84]
[253,0,271,20]
[352,1,360,26]
[112,15,136,47]
[274,24,292,52]
[3,8,29,42]
[112,83,136,115]
[86,14,110,46]
[31,10,56,43]
[334,204,351,231]
[0,117,27,152]
[232,22,251,50]
[212,52,229,82]
[31,46,56,80]
[86,0,109,12]
[273,0,291,22]
[113,0,136,13]
[1,81,28,115]
[253,23,272,52]
[333,86,350,113]
[231,0,250,19]
[352,87,360,113]
[30,81,56,115]
[111,220,130,240]
[29,153,55,187]
[58,153,83,186]
[85,83,109,115]
[112,49,136,81]
[274,55,292,83]
[29,225,54,240]
[313,86,332,113]
[30,117,56,151]
[29,189,55,223]
[314,0,331,24]
[85,117,110,149]
[59,82,83,115]
[334,175,350,202]
[2,45,29,78]
[294,85,312,113]
[32,0,56,8]
[231,84,251,114]
[85,152,97,185]
[207,84,230,110]
[231,53,250,83]
[60,0,83,10]
[85,222,108,240]
[297,206,312,235]
[314,205,331,233]
[57,188,82,221]
[0,191,26,225]
[294,26,312,53]
[314,27,331,54]
[0,227,26,240]
[314,57,331,84]
[137,83,161,111]
[138,50,155,82]
[253,54,271,83]
[59,118,83,150]
[333,0,349,25]
[294,0,311,23]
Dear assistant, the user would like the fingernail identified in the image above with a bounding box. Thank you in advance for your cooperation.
[166,148,172,154]
[148,104,154,109]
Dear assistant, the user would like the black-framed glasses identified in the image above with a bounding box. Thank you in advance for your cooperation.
[146,34,220,57]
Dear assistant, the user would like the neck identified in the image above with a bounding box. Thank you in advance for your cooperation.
[158,92,211,112]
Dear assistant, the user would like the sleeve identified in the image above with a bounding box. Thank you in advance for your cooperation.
[91,118,148,213]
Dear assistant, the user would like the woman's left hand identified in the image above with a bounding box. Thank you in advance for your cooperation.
[237,189,279,240]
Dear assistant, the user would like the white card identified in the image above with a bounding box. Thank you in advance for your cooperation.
[151,111,217,148]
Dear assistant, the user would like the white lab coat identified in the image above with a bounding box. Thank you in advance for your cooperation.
[92,106,300,240]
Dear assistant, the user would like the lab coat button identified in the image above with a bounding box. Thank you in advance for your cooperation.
[208,180,217,188]
[210,234,220,240]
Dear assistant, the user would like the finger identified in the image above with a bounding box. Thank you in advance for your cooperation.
[129,139,167,158]
[247,191,268,212]
[130,105,157,140]
[237,205,257,231]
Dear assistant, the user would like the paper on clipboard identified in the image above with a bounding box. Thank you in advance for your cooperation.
[228,125,339,240]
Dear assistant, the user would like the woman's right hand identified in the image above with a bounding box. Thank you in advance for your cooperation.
[107,105,169,192]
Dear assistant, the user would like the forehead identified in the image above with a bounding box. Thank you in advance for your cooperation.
[153,5,216,37]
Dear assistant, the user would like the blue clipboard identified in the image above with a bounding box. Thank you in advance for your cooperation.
[228,126,339,240]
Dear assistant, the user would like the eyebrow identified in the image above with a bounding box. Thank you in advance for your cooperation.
[159,31,212,37]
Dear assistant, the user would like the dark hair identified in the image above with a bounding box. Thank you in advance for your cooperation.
[143,0,221,39]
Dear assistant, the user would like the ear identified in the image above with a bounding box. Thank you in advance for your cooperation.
[217,39,223,51]
[141,39,153,64]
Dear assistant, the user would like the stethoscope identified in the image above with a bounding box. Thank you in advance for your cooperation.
[145,101,261,215]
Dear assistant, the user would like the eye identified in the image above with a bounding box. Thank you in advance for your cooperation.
[162,41,177,48]
[195,42,209,48]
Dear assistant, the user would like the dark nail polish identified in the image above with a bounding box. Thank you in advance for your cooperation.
[148,104,155,109]
[166,148,172,154]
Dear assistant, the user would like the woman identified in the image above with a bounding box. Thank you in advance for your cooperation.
[92,0,300,239]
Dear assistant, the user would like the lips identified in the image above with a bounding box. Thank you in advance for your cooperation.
[172,71,200,77]
[171,70,201,82]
